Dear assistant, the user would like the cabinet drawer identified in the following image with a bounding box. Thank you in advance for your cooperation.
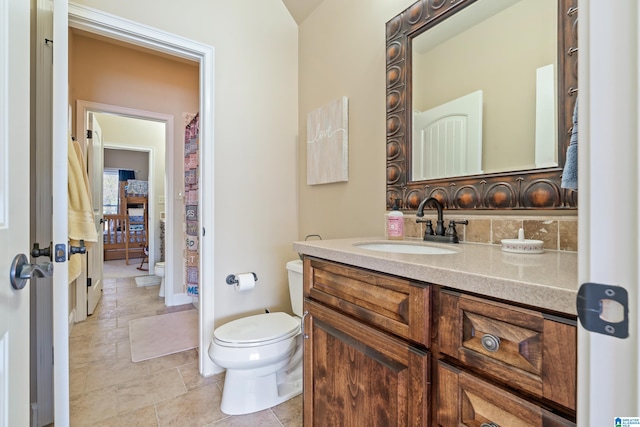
[438,290,576,411]
[436,361,576,427]
[304,257,430,347]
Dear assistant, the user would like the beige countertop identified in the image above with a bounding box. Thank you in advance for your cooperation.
[293,237,579,316]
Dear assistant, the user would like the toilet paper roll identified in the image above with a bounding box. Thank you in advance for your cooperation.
[234,273,256,292]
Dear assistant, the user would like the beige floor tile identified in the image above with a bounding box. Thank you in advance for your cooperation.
[93,296,118,308]
[116,340,132,360]
[179,362,223,391]
[117,312,149,328]
[69,334,94,350]
[70,318,117,338]
[210,410,282,427]
[97,304,139,320]
[112,287,136,296]
[138,302,170,316]
[92,326,129,347]
[70,385,118,426]
[116,293,149,306]
[272,394,303,427]
[102,287,117,295]
[146,348,198,374]
[69,342,116,367]
[156,383,226,427]
[85,356,149,392]
[70,264,303,425]
[116,369,187,414]
[113,282,136,291]
[69,366,89,398]
[93,404,159,427]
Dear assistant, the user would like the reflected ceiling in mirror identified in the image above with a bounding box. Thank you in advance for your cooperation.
[386,0,578,210]
[412,0,557,181]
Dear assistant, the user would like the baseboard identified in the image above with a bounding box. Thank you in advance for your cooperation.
[68,309,76,336]
[171,293,193,306]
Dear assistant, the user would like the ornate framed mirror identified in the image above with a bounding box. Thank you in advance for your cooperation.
[386,0,578,210]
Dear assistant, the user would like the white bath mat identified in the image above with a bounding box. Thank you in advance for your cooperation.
[129,310,198,362]
[134,275,161,287]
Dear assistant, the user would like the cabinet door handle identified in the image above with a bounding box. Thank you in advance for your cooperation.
[301,310,309,339]
[480,333,501,352]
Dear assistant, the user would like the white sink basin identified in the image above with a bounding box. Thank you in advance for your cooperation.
[354,242,458,255]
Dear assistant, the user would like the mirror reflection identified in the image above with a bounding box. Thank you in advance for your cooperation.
[411,0,557,181]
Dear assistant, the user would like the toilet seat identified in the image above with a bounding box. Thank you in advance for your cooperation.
[214,312,300,348]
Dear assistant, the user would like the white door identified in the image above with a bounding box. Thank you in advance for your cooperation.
[0,0,31,425]
[51,0,70,424]
[87,112,104,315]
[412,90,483,180]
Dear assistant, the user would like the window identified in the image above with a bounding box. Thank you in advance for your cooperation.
[103,169,119,214]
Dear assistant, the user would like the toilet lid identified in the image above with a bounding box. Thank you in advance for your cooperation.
[214,312,299,346]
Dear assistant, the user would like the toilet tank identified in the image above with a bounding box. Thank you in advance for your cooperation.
[286,260,304,317]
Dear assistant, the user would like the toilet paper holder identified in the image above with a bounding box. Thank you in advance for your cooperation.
[226,272,258,286]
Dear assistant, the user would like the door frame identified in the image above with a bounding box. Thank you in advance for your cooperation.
[75,100,169,321]
[576,0,640,423]
[68,3,216,375]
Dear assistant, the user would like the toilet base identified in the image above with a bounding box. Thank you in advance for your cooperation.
[219,338,303,415]
[220,364,302,415]
[158,277,165,297]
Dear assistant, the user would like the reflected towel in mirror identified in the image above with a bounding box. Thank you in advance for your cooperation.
[561,97,578,191]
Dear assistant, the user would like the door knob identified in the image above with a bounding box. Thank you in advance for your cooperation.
[68,239,86,259]
[31,242,53,261]
[10,253,54,290]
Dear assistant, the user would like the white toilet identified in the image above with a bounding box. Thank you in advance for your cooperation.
[154,262,165,297]
[208,259,304,415]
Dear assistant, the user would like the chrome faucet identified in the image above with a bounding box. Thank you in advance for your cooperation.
[416,197,467,243]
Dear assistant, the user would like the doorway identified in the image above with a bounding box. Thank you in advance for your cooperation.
[98,115,164,275]
[69,3,217,379]
[74,101,172,321]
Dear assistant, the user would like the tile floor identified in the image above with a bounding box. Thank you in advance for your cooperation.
[69,260,302,426]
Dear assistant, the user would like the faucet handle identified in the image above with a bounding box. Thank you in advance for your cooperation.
[416,218,435,235]
[445,220,468,238]
[425,220,434,236]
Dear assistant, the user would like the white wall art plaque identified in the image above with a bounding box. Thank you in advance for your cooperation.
[306,96,349,185]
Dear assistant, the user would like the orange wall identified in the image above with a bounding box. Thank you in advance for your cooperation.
[69,32,199,123]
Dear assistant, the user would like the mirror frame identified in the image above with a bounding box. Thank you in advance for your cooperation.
[386,0,578,210]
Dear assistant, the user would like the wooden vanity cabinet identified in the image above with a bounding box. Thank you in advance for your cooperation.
[301,257,577,426]
[302,257,431,426]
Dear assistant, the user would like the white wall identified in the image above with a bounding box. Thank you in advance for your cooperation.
[71,1,300,327]
[297,0,416,239]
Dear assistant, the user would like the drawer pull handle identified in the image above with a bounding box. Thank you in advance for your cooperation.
[480,423,499,427]
[481,334,501,352]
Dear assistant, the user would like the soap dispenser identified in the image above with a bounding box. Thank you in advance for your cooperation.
[387,198,404,240]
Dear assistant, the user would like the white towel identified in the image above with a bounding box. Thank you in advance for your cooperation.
[68,136,97,283]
